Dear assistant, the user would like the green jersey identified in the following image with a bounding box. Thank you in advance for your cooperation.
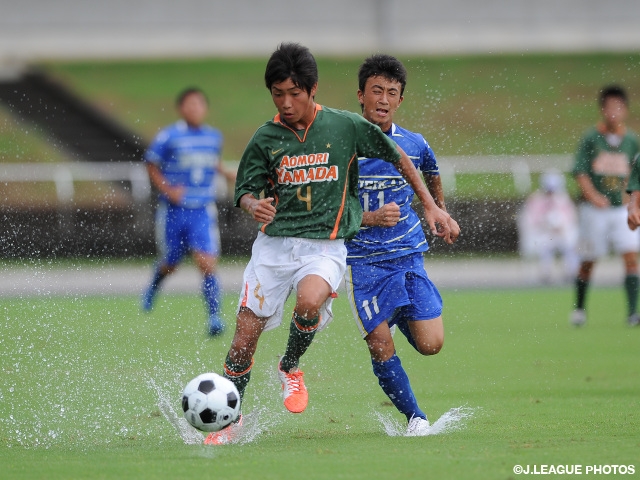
[235,104,401,239]
[626,152,640,192]
[572,125,640,206]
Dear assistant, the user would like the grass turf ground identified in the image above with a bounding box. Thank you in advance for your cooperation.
[1,287,638,479]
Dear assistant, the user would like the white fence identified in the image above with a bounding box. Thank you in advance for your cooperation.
[0,162,151,203]
[0,155,573,204]
[437,154,573,195]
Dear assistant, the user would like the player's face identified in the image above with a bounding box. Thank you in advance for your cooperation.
[179,92,209,127]
[270,78,318,130]
[601,96,628,130]
[358,75,404,132]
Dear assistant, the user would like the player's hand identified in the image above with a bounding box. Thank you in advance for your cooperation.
[442,216,460,244]
[627,194,640,230]
[424,204,452,241]
[628,208,640,231]
[249,197,277,225]
[374,202,400,227]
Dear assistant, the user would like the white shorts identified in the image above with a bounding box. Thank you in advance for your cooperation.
[577,203,640,260]
[237,232,347,332]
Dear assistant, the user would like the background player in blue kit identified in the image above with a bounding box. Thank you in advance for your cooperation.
[345,54,459,436]
[141,87,236,336]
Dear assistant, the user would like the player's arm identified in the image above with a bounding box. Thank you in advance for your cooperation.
[395,147,459,243]
[146,162,184,205]
[575,173,610,208]
[424,173,445,211]
[238,193,276,225]
[424,172,460,241]
[628,191,640,230]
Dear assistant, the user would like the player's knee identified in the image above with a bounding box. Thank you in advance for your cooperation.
[415,336,444,356]
[293,299,323,320]
[296,277,332,317]
[416,344,442,356]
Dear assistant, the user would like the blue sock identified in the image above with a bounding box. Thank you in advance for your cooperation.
[202,274,221,316]
[396,321,418,351]
[372,353,426,422]
[141,265,167,310]
[149,265,166,291]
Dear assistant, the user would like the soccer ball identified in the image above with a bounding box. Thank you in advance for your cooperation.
[182,372,241,432]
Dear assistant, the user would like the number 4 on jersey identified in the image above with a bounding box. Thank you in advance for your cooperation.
[297,186,312,211]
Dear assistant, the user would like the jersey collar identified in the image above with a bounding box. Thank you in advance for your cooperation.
[596,121,626,136]
[274,104,322,143]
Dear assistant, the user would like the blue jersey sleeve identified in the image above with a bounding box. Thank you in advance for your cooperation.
[419,136,439,176]
[145,128,171,165]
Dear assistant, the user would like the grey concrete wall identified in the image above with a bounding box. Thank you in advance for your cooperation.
[1,0,640,63]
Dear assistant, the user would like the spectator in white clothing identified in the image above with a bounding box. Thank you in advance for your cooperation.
[518,170,579,284]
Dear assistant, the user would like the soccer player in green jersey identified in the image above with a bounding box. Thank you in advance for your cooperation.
[570,85,640,327]
[204,42,457,445]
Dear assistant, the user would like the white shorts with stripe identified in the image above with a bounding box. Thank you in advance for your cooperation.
[577,203,639,260]
[237,232,347,332]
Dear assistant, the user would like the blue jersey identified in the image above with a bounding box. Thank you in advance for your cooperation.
[144,120,224,208]
[346,123,439,264]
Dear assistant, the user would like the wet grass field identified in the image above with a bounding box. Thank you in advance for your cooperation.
[1,286,638,479]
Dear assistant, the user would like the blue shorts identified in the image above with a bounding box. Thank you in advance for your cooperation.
[155,202,220,266]
[345,253,442,338]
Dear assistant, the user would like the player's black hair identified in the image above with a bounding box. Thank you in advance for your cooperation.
[264,42,318,94]
[599,84,628,107]
[176,87,209,106]
[358,54,408,96]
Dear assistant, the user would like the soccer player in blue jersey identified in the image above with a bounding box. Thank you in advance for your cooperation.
[345,54,459,436]
[141,87,236,336]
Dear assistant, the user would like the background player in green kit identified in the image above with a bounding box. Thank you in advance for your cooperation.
[570,85,640,327]
[204,42,456,445]
[624,148,640,315]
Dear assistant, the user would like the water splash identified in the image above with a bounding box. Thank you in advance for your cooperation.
[428,406,477,435]
[218,408,283,445]
[148,377,203,445]
[374,411,405,436]
[374,405,477,436]
[148,375,286,446]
